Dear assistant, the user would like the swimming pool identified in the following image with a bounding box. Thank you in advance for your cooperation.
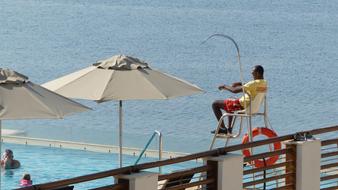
[1,143,198,190]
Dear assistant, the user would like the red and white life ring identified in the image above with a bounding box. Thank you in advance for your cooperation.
[242,127,281,168]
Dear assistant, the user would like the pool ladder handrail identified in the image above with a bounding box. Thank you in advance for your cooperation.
[134,130,163,173]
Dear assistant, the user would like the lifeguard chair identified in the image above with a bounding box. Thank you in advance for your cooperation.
[209,90,271,150]
[202,34,280,169]
[209,89,282,169]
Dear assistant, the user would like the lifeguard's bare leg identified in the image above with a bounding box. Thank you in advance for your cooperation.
[212,100,233,129]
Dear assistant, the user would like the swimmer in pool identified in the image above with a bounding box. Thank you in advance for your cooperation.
[1,149,21,169]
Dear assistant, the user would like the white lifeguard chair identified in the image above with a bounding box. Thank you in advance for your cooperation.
[209,91,270,150]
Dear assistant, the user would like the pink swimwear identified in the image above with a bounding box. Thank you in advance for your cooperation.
[20,179,32,187]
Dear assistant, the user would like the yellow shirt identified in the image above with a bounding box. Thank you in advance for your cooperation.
[239,79,267,107]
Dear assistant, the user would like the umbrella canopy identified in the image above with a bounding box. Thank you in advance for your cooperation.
[43,55,203,101]
[0,69,90,120]
[0,68,90,180]
[42,55,203,167]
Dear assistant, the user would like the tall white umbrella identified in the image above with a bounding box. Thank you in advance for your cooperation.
[43,55,203,167]
[0,68,90,183]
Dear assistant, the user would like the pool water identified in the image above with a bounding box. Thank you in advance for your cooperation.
[1,143,198,190]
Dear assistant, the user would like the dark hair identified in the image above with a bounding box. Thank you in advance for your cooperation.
[254,65,264,75]
[4,149,13,156]
[23,174,31,180]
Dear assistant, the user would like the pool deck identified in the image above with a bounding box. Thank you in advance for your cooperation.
[2,129,27,136]
[1,135,189,159]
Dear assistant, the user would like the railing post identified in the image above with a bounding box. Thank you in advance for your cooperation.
[115,171,158,190]
[285,138,321,190]
[206,153,243,190]
[285,142,297,189]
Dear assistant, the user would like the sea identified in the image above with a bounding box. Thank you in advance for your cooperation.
[1,0,338,153]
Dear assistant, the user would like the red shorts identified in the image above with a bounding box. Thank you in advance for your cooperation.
[224,99,243,113]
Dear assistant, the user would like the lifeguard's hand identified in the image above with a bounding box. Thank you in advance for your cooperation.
[218,85,227,90]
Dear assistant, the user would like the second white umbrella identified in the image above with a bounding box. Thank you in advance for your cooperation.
[43,55,204,167]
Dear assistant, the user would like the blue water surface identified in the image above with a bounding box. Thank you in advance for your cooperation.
[1,0,338,153]
[1,143,197,190]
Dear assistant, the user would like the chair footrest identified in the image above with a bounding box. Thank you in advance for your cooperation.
[215,133,239,138]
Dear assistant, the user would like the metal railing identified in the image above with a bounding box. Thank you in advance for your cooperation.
[320,138,338,190]
[15,125,338,190]
[158,165,212,190]
[243,146,296,189]
[134,130,163,173]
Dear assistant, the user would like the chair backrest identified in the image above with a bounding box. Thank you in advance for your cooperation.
[244,92,266,114]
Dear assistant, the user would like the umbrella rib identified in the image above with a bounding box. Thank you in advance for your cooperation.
[154,69,203,94]
[43,66,95,92]
[25,83,63,118]
[137,70,168,99]
[99,70,117,101]
[26,83,90,118]
[42,85,92,112]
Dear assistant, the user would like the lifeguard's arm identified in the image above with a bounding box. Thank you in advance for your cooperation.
[219,84,243,93]
[231,82,242,87]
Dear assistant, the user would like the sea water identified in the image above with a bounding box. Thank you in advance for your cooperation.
[1,0,338,154]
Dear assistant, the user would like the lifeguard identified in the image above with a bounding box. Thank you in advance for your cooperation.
[211,65,267,135]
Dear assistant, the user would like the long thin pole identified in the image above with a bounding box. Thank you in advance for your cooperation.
[119,100,123,167]
[158,131,163,173]
[201,34,245,92]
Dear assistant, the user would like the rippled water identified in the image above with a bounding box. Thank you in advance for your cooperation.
[1,143,196,190]
[1,0,338,154]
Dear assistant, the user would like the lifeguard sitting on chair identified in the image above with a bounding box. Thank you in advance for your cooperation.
[211,65,267,135]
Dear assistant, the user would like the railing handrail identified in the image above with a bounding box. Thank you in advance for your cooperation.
[16,125,338,190]
[134,130,163,165]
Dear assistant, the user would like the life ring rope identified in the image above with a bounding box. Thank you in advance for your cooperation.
[242,127,281,168]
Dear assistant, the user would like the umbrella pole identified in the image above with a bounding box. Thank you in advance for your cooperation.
[119,100,123,167]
